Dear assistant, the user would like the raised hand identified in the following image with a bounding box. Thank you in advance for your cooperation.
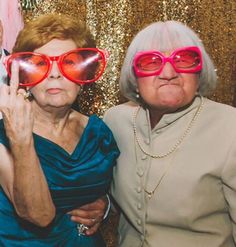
[0,61,33,144]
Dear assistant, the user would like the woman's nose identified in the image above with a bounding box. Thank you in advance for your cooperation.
[48,61,62,79]
[158,62,178,81]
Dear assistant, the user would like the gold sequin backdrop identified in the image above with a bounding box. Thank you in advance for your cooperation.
[20,0,236,116]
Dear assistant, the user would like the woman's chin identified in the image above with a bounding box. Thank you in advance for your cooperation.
[146,94,186,112]
[157,89,185,106]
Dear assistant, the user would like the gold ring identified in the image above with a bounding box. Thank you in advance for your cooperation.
[23,91,31,100]
[17,91,31,100]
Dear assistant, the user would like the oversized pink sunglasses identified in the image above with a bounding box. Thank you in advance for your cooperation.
[133,46,202,77]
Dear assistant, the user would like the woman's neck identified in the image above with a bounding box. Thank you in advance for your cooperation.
[32,102,73,135]
[148,97,198,129]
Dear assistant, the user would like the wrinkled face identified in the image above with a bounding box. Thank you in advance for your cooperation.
[0,20,3,47]
[136,49,200,113]
[29,39,82,110]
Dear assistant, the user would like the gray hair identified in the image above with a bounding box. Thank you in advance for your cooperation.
[120,20,217,103]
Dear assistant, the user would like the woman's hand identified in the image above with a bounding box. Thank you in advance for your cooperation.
[68,196,109,235]
[0,62,33,145]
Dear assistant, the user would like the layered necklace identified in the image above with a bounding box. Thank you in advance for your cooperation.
[132,97,204,199]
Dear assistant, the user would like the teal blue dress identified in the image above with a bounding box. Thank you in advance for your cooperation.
[0,115,119,247]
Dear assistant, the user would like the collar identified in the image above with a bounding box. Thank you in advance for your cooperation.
[135,96,204,139]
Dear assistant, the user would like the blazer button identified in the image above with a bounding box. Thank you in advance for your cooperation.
[155,129,160,134]
[137,167,144,177]
[136,219,142,225]
[136,186,142,193]
[144,138,150,145]
[141,155,147,160]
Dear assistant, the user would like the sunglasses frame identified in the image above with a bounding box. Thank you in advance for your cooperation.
[133,46,203,78]
[5,48,108,87]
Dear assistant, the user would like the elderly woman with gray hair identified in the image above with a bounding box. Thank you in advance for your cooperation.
[103,21,236,247]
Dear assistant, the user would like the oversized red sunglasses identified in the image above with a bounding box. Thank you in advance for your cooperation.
[133,46,202,77]
[5,48,108,87]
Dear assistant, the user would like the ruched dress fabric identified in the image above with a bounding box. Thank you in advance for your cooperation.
[0,115,119,247]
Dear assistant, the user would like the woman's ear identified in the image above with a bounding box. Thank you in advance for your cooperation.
[135,87,140,99]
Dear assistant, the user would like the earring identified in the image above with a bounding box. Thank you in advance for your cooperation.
[136,88,140,99]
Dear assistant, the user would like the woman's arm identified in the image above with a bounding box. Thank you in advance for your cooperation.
[0,141,55,227]
[222,136,236,243]
[0,65,55,227]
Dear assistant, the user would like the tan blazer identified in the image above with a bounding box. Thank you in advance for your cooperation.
[104,97,236,247]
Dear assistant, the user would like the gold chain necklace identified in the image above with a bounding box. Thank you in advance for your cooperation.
[132,97,204,159]
[133,97,204,199]
[143,153,176,199]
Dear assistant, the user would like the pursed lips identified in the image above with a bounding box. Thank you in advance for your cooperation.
[159,83,180,88]
[46,88,63,94]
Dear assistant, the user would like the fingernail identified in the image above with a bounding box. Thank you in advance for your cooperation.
[71,216,77,221]
[85,231,91,235]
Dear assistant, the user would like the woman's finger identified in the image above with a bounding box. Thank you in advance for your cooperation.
[9,61,20,97]
[68,208,103,220]
[85,223,100,236]
[0,84,10,99]
[0,84,10,109]
[70,214,102,227]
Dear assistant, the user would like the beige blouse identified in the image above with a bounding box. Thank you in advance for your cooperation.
[104,96,236,247]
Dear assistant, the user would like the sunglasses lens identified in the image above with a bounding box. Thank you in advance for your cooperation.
[136,54,162,74]
[9,54,48,85]
[174,50,201,70]
[61,49,105,83]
